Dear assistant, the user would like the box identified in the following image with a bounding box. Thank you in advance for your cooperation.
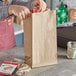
[70,9,76,21]
[0,62,18,76]
[23,9,57,68]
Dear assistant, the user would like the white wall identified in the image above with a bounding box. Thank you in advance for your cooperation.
[53,0,76,9]
[46,0,76,10]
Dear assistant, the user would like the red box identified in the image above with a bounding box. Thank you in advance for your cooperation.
[0,16,16,51]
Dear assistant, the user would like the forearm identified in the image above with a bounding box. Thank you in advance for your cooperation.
[8,0,32,16]
[0,0,32,20]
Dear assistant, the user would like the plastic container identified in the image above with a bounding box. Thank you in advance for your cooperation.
[67,41,76,59]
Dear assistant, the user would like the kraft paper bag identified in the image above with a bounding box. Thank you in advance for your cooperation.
[23,9,57,68]
[0,16,16,51]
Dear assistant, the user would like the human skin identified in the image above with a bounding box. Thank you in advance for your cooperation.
[8,0,47,20]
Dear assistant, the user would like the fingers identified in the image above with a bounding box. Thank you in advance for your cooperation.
[38,1,47,12]
[41,2,47,11]
[32,0,47,12]
[24,7,30,17]
[19,12,23,20]
[18,7,31,20]
[9,5,31,20]
[21,11,25,19]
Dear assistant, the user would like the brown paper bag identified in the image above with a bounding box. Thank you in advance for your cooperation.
[23,9,57,68]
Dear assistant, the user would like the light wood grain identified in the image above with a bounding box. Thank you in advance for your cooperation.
[23,9,57,68]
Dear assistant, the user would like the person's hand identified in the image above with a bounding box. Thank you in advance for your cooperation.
[8,5,30,20]
[32,0,47,12]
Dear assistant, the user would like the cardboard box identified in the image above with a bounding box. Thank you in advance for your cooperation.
[70,9,76,21]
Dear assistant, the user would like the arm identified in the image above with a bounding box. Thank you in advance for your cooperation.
[0,0,31,20]
[8,0,32,20]
[8,5,30,20]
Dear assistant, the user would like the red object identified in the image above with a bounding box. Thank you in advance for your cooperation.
[0,72,12,76]
[4,0,8,4]
[0,16,16,51]
[3,62,18,65]
[30,7,41,13]
[0,62,18,76]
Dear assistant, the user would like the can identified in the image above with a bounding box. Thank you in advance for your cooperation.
[67,41,76,59]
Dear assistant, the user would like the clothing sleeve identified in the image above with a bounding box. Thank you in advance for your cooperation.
[0,0,32,20]
[0,0,13,20]
[12,0,32,9]
[0,5,9,20]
